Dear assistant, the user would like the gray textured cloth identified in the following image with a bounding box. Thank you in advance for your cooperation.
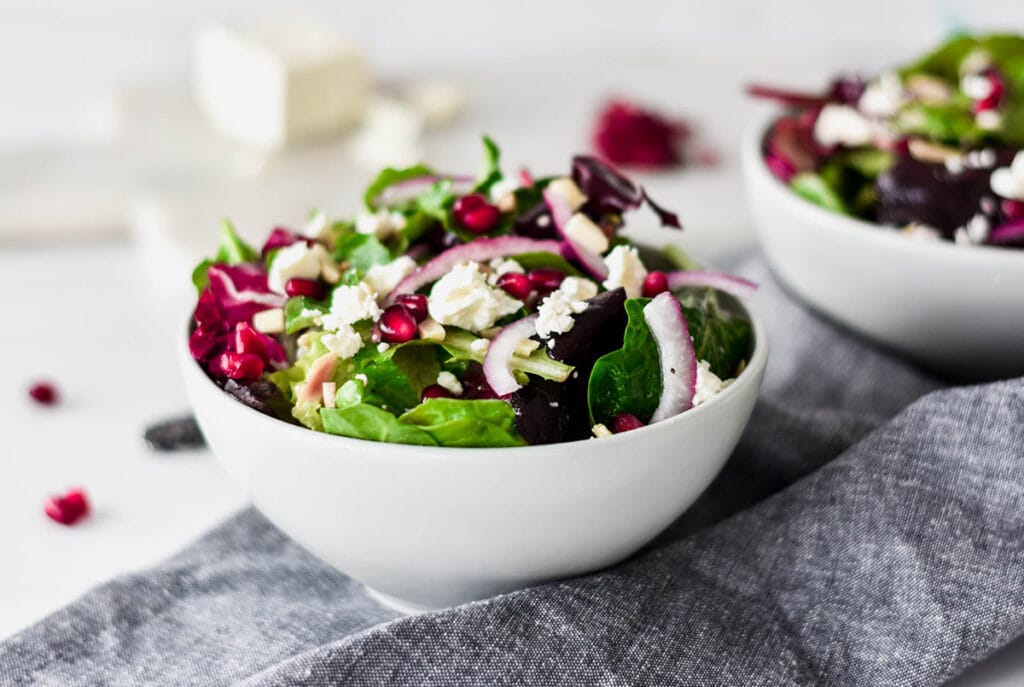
[3,256,1023,686]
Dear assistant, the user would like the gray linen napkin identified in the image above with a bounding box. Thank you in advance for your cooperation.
[2,256,1022,686]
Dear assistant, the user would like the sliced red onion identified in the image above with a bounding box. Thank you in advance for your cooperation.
[385,236,564,304]
[988,219,1024,246]
[483,314,538,396]
[746,84,828,109]
[665,270,758,299]
[376,174,475,207]
[542,189,610,280]
[643,292,697,423]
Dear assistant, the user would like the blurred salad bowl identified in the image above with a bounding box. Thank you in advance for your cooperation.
[180,303,765,612]
[742,110,1024,381]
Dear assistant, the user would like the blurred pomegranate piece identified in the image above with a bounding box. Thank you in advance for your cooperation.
[592,99,690,170]
[28,381,59,406]
[44,489,90,526]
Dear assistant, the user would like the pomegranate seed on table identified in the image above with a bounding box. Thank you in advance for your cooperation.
[28,381,59,406]
[395,294,429,323]
[44,489,90,526]
[527,268,565,292]
[378,305,418,344]
[496,272,533,300]
[285,278,326,300]
[612,413,645,433]
[421,384,453,401]
[642,271,669,297]
[217,352,265,381]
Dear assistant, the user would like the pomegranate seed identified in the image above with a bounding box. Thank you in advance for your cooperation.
[453,194,501,234]
[378,305,418,344]
[421,384,453,401]
[395,294,429,323]
[973,70,1004,112]
[518,169,535,186]
[44,488,90,526]
[527,268,565,292]
[612,413,645,433]
[285,278,326,300]
[496,272,533,300]
[642,271,669,297]
[233,322,268,360]
[218,352,264,381]
[28,381,59,406]
[1002,199,1024,220]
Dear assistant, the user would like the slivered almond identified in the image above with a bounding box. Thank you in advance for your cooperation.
[417,318,446,342]
[322,382,337,408]
[252,308,285,334]
[908,138,961,164]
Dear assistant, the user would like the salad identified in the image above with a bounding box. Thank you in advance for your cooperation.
[188,139,756,448]
[751,33,1024,248]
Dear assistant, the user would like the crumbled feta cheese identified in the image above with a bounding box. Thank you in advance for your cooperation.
[859,72,905,117]
[602,245,648,298]
[535,277,598,339]
[692,360,726,407]
[321,325,364,359]
[961,73,994,100]
[545,177,587,211]
[592,423,612,438]
[470,338,490,353]
[301,208,329,239]
[322,282,381,330]
[363,256,417,298]
[487,257,524,284]
[489,177,520,212]
[427,261,523,332]
[990,151,1024,200]
[267,242,332,294]
[377,342,390,353]
[436,371,463,396]
[355,209,407,241]
[814,104,874,147]
[961,214,991,244]
[252,307,285,334]
[564,213,610,254]
[976,110,1003,131]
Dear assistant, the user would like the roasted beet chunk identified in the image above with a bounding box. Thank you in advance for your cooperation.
[547,288,628,366]
[222,379,295,423]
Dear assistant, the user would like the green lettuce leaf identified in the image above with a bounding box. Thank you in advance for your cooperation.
[442,329,573,382]
[364,164,435,210]
[284,297,328,334]
[790,172,850,215]
[333,234,392,272]
[472,135,503,193]
[321,403,438,446]
[190,218,259,293]
[399,398,525,447]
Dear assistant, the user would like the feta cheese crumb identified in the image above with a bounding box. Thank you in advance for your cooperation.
[564,213,610,254]
[377,342,390,353]
[976,110,1003,131]
[321,325,364,359]
[322,282,382,330]
[355,209,407,241]
[427,261,523,332]
[592,423,612,438]
[545,177,587,211]
[470,338,490,353]
[859,71,905,117]
[693,360,727,407]
[436,371,463,396]
[301,208,329,239]
[489,177,520,213]
[267,242,332,294]
[535,276,598,339]
[990,151,1024,200]
[364,256,417,298]
[601,245,648,298]
[814,104,873,147]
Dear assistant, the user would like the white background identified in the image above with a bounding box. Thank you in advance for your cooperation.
[1,1,1023,684]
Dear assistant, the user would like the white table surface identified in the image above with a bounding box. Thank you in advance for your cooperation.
[2,2,1024,679]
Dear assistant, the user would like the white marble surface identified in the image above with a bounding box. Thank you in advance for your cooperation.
[1,1,1022,682]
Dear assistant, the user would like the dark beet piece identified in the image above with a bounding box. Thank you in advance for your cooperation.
[144,415,206,452]
[508,379,582,445]
[222,379,294,422]
[421,384,453,401]
[513,202,559,240]
[547,288,627,365]
[875,148,1017,236]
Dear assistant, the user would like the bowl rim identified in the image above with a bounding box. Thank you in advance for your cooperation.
[742,109,1024,266]
[181,296,768,458]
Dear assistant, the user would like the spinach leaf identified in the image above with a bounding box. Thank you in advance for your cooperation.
[900,34,977,81]
[334,234,392,271]
[510,251,583,276]
[472,135,503,194]
[321,404,438,446]
[679,294,753,380]
[587,299,661,425]
[364,164,436,210]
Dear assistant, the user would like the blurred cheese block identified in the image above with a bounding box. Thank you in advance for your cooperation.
[195,17,370,150]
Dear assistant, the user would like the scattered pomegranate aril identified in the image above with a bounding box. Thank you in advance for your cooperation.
[378,305,418,344]
[218,352,265,381]
[518,169,535,187]
[527,268,565,292]
[421,384,453,401]
[973,70,1004,112]
[592,99,690,170]
[496,272,533,300]
[395,294,429,323]
[44,488,90,526]
[612,413,645,433]
[453,193,501,234]
[285,278,326,300]
[642,271,670,298]
[233,322,268,360]
[28,382,59,406]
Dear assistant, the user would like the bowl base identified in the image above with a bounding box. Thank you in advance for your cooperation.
[365,586,446,615]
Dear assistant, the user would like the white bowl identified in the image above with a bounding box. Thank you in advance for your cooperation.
[742,112,1024,381]
[180,308,767,612]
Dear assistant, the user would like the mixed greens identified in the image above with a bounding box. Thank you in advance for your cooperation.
[751,33,1024,248]
[189,139,756,447]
